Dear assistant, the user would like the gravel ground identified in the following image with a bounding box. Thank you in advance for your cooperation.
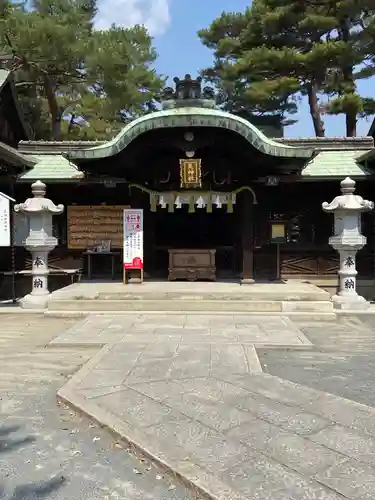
[258,315,375,407]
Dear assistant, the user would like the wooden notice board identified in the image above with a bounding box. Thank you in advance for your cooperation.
[67,205,130,249]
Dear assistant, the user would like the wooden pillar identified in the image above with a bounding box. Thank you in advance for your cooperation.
[241,190,255,284]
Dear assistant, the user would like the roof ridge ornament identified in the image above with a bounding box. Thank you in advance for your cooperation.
[161,74,216,110]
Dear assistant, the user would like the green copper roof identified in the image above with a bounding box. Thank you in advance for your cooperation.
[302,150,371,177]
[0,141,36,168]
[20,149,370,181]
[67,107,314,160]
[357,149,375,163]
[18,154,83,181]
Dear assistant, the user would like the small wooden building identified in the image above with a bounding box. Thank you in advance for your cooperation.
[1,75,375,297]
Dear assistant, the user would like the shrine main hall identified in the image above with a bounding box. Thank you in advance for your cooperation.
[0,73,375,299]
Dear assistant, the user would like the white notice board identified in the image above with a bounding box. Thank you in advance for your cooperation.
[13,212,29,247]
[0,193,11,247]
[123,209,143,269]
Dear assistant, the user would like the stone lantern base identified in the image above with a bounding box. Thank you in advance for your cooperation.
[332,293,370,311]
[21,292,51,310]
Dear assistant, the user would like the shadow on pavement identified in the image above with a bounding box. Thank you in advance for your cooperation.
[0,424,67,499]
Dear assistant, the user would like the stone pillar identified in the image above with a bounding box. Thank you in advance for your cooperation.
[322,177,373,310]
[241,190,255,284]
[14,181,64,309]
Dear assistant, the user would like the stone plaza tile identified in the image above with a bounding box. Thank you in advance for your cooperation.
[228,418,346,476]
[55,311,375,500]
[225,372,325,408]
[167,362,211,379]
[178,343,211,360]
[207,315,236,326]
[210,345,249,376]
[174,377,250,401]
[189,429,254,475]
[310,424,375,466]
[266,433,347,476]
[77,384,125,399]
[242,344,263,373]
[107,316,140,327]
[315,457,375,499]
[133,315,186,326]
[227,414,288,448]
[77,368,128,389]
[49,316,127,345]
[154,327,210,336]
[184,315,213,326]
[124,357,176,384]
[128,379,187,402]
[139,341,180,360]
[225,372,375,438]
[242,330,304,345]
[122,324,158,334]
[226,455,344,500]
[169,392,256,432]
[143,411,210,452]
[93,348,143,371]
[144,411,253,475]
[180,334,235,343]
[233,317,264,327]
[108,342,147,354]
[303,394,375,437]
[233,392,331,436]
[94,387,172,427]
[120,334,183,343]
[49,329,112,345]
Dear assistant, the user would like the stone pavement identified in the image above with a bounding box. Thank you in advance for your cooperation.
[54,313,375,500]
[0,314,204,500]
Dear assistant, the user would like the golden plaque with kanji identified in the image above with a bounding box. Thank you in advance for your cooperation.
[179,158,202,188]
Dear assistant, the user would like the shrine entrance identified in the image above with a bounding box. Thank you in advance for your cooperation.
[152,206,238,279]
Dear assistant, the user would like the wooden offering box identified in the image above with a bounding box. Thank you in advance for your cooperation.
[168,249,216,281]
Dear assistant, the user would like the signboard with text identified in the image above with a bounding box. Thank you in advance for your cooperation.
[123,209,143,270]
[0,194,11,247]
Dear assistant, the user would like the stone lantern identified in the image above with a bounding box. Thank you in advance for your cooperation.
[14,180,64,309]
[322,177,373,310]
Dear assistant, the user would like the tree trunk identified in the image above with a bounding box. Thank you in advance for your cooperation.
[306,82,325,137]
[68,113,76,135]
[340,19,357,137]
[43,75,62,140]
[345,109,356,137]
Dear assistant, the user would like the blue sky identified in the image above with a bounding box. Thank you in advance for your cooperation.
[142,0,374,138]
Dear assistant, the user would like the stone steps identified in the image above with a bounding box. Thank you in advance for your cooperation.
[47,298,334,314]
[44,310,337,321]
[46,281,335,316]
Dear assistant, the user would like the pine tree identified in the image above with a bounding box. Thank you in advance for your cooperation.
[0,0,164,140]
[322,1,375,136]
[199,0,375,137]
[198,9,299,128]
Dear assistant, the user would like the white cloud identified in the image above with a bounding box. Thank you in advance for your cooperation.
[95,0,171,36]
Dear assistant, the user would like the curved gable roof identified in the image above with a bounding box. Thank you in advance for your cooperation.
[67,107,314,160]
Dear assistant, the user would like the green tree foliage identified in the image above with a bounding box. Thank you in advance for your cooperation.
[199,0,375,137]
[0,0,165,140]
[198,10,299,128]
